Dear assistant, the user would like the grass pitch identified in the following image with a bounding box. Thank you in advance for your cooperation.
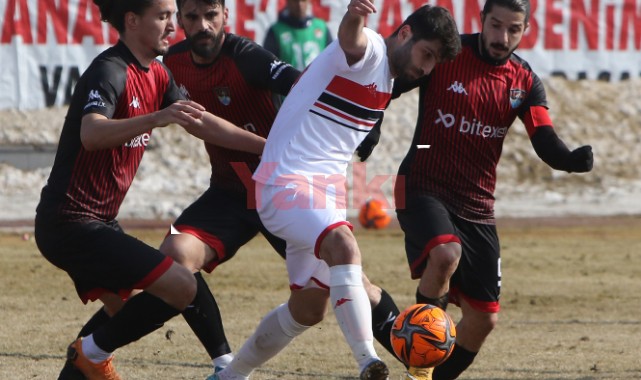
[1,216,640,379]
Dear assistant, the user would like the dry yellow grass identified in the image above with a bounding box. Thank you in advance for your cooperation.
[1,216,640,379]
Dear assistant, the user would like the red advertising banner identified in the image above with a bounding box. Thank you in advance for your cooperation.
[1,0,639,109]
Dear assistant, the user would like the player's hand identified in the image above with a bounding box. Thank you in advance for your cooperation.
[156,100,205,127]
[356,119,382,161]
[566,145,593,172]
[347,0,377,16]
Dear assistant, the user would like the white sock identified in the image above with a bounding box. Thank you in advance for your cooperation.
[81,334,113,364]
[329,264,379,371]
[213,352,234,369]
[226,303,309,377]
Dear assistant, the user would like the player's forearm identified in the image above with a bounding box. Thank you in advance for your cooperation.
[531,126,593,173]
[80,113,162,151]
[188,112,265,155]
[338,1,373,65]
[530,126,571,169]
[338,12,365,53]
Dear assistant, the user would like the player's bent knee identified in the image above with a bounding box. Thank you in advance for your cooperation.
[319,227,360,265]
[473,311,498,335]
[298,307,326,326]
[159,235,187,261]
[159,234,205,271]
[152,263,197,310]
[430,243,461,268]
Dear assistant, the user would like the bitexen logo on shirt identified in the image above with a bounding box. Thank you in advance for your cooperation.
[124,133,150,148]
[435,109,507,138]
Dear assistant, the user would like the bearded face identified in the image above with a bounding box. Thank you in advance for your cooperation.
[480,5,528,62]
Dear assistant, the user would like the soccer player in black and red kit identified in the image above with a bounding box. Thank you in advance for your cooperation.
[34,1,266,379]
[159,0,299,377]
[362,0,594,379]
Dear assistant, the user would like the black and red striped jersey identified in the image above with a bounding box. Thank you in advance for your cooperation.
[396,34,548,223]
[37,41,184,222]
[163,33,299,194]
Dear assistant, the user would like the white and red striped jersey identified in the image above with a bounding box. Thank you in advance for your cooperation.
[254,28,392,184]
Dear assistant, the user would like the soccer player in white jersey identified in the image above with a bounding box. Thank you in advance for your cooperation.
[213,1,460,379]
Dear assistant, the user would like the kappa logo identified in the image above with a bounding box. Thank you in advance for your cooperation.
[84,89,105,110]
[365,83,377,94]
[375,311,398,331]
[334,298,352,308]
[129,96,140,109]
[88,90,101,101]
[447,81,468,95]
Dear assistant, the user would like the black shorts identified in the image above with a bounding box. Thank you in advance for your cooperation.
[173,186,286,272]
[396,194,501,313]
[35,215,172,304]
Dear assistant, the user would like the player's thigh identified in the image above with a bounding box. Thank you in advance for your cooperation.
[257,183,347,252]
[451,218,501,312]
[258,183,344,288]
[396,194,460,279]
[172,187,261,269]
[36,219,171,301]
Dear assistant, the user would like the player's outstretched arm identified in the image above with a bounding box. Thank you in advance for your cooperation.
[338,0,376,66]
[181,111,265,155]
[80,100,206,151]
[530,125,593,173]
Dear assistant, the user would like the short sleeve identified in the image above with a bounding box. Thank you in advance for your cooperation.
[79,60,126,119]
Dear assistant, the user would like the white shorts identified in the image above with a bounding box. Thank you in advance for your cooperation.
[256,179,352,289]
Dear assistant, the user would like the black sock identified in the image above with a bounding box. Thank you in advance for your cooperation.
[182,272,231,359]
[416,288,449,311]
[92,292,182,353]
[371,289,400,360]
[433,344,477,380]
[78,308,110,338]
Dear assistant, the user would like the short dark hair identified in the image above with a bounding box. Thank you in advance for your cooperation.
[93,0,156,33]
[392,5,461,62]
[482,0,531,24]
[176,0,224,12]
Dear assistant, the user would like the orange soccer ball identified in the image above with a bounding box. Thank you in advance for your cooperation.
[358,199,391,229]
[390,304,457,368]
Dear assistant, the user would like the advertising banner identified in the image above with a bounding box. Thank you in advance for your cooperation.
[1,0,640,109]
